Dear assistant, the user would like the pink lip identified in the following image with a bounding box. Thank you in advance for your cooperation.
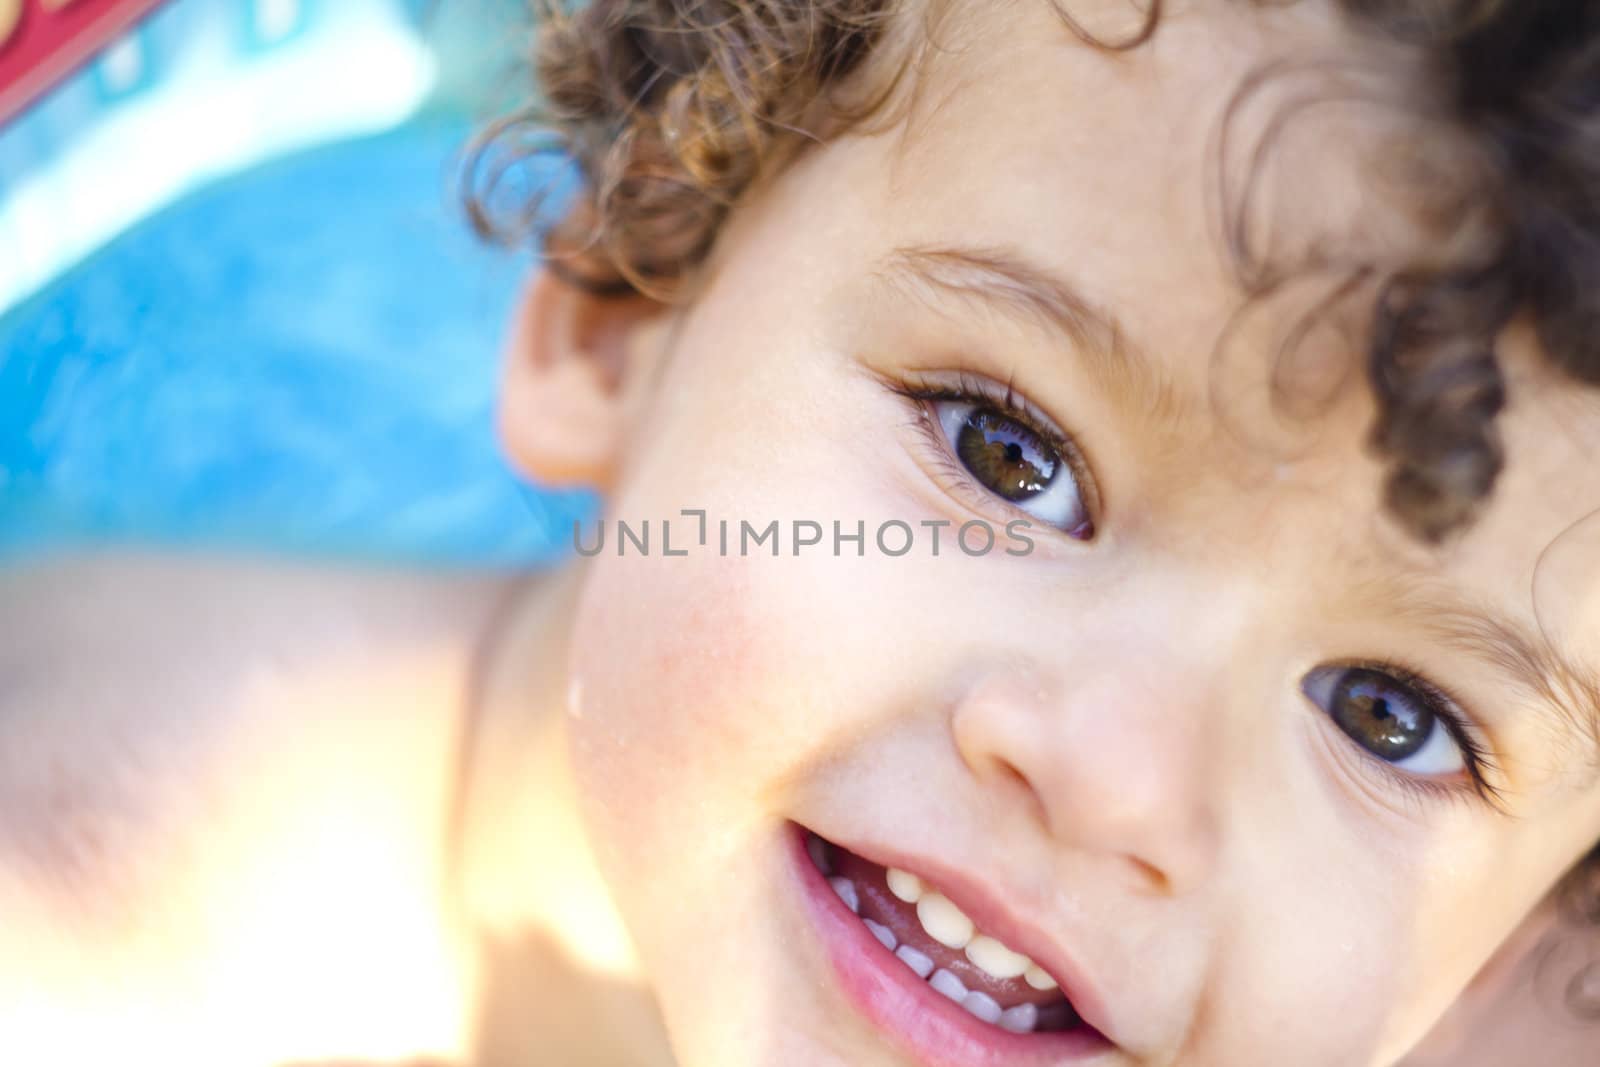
[789,825,1118,1067]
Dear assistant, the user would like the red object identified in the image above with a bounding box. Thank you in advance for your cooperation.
[0,0,172,127]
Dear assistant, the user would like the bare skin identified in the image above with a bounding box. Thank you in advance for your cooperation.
[4,1,1600,1064]
[0,555,669,1067]
[0,554,502,1067]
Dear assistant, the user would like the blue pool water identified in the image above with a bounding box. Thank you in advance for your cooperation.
[0,0,596,565]
[0,119,594,564]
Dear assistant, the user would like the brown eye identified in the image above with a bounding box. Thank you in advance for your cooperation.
[1332,668,1432,759]
[933,400,1090,536]
[1302,666,1465,775]
[955,410,1059,502]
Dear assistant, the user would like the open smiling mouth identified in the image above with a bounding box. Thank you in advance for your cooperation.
[795,825,1113,1064]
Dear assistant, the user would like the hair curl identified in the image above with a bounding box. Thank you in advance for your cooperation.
[468,0,901,296]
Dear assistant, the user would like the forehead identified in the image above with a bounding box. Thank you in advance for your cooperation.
[882,0,1431,333]
[828,0,1600,753]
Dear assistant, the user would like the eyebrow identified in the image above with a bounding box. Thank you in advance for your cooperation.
[875,244,1186,423]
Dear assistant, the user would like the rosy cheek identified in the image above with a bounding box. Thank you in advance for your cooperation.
[654,570,767,699]
[567,552,790,807]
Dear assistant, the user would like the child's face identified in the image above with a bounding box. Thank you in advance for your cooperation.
[547,2,1600,1064]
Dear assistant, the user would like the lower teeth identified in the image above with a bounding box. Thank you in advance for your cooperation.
[864,919,897,950]
[1000,1002,1039,1034]
[896,944,935,978]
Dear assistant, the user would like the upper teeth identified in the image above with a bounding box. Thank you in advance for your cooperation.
[889,866,1057,988]
[1025,964,1058,991]
[887,867,924,902]
[966,935,1031,979]
[916,893,975,949]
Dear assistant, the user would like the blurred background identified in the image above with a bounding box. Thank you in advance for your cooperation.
[0,0,593,565]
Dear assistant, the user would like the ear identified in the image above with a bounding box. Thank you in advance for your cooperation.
[496,269,672,490]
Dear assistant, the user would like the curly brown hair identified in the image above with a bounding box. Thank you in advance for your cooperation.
[468,0,1600,1018]
[468,0,1600,545]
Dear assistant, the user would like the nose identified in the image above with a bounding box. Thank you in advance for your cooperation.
[951,662,1222,896]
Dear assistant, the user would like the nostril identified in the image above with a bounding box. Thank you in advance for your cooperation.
[993,756,1052,831]
[997,758,1029,793]
[1128,856,1171,896]
[992,755,1030,796]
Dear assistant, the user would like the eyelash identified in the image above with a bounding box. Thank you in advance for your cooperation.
[887,369,1099,537]
[1339,656,1506,811]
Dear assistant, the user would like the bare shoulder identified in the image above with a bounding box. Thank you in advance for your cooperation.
[0,551,531,1066]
